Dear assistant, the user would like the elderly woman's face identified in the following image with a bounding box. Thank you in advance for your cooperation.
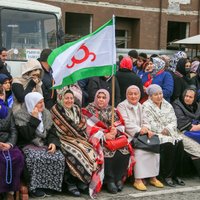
[63,93,74,109]
[150,91,163,105]
[35,99,44,112]
[184,90,195,105]
[127,88,140,105]
[96,92,106,108]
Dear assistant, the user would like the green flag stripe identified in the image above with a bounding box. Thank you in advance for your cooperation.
[48,19,113,66]
[53,64,116,89]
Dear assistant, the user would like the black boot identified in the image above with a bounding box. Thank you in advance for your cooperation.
[192,159,200,178]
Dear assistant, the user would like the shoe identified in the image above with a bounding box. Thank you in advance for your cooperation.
[77,182,88,194]
[67,185,81,197]
[30,189,46,197]
[150,179,164,188]
[133,182,147,191]
[164,178,176,187]
[173,177,185,186]
[107,182,118,194]
[116,180,124,192]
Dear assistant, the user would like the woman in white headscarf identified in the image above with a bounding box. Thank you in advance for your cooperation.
[14,92,65,198]
[117,85,163,191]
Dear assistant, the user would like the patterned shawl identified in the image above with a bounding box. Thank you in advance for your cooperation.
[51,103,99,198]
[82,103,135,198]
[142,99,182,144]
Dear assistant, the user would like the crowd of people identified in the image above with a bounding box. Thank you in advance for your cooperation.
[0,46,200,200]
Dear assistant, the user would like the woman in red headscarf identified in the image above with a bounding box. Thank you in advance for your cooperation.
[82,89,135,195]
[116,57,144,101]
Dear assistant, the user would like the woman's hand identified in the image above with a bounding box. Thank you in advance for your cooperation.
[0,142,12,151]
[147,130,154,138]
[190,124,200,131]
[161,128,169,136]
[48,143,56,154]
[105,127,117,140]
[31,107,39,118]
[140,127,149,135]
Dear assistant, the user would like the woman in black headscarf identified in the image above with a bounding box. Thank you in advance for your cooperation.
[172,87,200,178]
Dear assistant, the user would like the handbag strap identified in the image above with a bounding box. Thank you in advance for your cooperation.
[2,150,12,184]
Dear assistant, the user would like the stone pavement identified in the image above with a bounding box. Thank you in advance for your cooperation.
[29,176,200,200]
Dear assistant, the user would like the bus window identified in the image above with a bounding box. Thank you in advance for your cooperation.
[0,8,58,60]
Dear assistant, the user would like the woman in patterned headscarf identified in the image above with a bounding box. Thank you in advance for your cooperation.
[141,57,174,103]
[83,89,135,195]
[51,88,98,198]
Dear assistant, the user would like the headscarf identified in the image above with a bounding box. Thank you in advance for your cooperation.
[169,51,187,72]
[176,58,188,76]
[146,84,162,96]
[190,61,200,73]
[151,57,165,74]
[126,85,141,98]
[57,84,82,107]
[120,57,133,71]
[24,92,44,133]
[180,87,198,113]
[56,88,80,125]
[126,85,141,109]
[94,89,110,110]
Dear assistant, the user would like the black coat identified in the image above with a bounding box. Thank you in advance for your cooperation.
[0,109,17,146]
[41,67,57,110]
[172,99,200,131]
[169,71,189,103]
[15,110,60,148]
[116,68,144,101]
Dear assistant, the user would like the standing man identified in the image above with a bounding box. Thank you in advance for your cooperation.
[39,48,57,110]
[0,47,11,74]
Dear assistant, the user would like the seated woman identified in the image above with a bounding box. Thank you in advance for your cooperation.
[0,85,24,200]
[83,89,134,194]
[172,87,200,177]
[14,92,65,198]
[117,85,163,191]
[142,84,185,187]
[51,89,98,198]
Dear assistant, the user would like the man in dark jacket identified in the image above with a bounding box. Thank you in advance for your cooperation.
[39,49,57,110]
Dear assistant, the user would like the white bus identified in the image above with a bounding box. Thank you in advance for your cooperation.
[0,0,63,77]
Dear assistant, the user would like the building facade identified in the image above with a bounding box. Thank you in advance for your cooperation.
[39,0,200,50]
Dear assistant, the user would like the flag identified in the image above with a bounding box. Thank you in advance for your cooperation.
[48,17,116,89]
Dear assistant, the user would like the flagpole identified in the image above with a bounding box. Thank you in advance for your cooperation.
[111,15,116,127]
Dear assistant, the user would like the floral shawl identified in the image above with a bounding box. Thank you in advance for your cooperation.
[142,99,182,144]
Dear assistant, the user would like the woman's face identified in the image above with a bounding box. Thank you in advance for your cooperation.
[145,61,154,72]
[3,80,11,91]
[96,92,106,108]
[136,58,144,68]
[184,90,195,105]
[150,91,163,106]
[127,88,140,105]
[63,93,74,109]
[29,69,41,78]
[35,99,44,112]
